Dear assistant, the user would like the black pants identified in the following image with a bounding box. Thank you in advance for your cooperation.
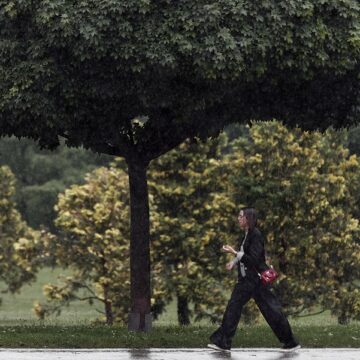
[210,277,296,349]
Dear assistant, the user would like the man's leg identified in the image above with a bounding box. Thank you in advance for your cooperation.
[210,281,253,349]
[253,284,297,344]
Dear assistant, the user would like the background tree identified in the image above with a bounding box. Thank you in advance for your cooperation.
[0,165,43,301]
[148,137,237,325]
[226,121,360,324]
[0,137,110,231]
[35,166,169,324]
[1,0,359,330]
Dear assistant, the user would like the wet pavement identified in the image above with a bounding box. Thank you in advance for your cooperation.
[0,348,359,360]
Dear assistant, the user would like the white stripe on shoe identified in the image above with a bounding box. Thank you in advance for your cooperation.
[207,344,231,353]
[281,344,301,352]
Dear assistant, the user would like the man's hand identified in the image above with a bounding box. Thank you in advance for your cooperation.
[226,261,235,271]
[222,244,237,255]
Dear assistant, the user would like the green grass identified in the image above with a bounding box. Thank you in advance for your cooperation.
[0,324,359,348]
[0,267,351,326]
[0,268,359,348]
[0,268,101,325]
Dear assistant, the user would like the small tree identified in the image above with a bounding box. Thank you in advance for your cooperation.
[149,136,239,325]
[0,165,42,298]
[35,166,169,324]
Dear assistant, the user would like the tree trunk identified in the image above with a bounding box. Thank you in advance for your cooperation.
[177,295,190,325]
[104,284,114,325]
[127,159,152,332]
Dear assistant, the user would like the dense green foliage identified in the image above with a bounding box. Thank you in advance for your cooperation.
[0,137,110,230]
[0,0,359,153]
[348,125,360,156]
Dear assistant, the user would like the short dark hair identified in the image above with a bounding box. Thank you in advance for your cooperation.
[240,207,257,230]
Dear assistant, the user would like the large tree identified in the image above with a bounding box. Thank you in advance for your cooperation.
[1,1,359,331]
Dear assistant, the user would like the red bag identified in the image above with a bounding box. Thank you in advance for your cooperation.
[259,267,278,285]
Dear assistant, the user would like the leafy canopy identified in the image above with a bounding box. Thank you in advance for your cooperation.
[0,0,359,157]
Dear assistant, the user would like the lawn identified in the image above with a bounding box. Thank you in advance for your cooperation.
[0,267,99,325]
[0,267,359,348]
[0,323,359,348]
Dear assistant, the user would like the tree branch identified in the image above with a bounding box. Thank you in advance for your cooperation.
[73,295,101,302]
[80,283,100,299]
[59,130,128,157]
[290,309,326,318]
[95,308,106,315]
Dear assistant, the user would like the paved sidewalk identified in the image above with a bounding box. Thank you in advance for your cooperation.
[0,348,359,360]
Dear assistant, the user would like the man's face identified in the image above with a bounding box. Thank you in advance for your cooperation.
[238,210,247,229]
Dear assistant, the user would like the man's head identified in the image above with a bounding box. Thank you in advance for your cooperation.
[238,207,257,230]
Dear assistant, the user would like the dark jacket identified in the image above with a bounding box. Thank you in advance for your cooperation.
[236,227,269,281]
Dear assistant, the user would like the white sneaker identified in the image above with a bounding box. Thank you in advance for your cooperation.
[207,343,231,352]
[281,343,301,352]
